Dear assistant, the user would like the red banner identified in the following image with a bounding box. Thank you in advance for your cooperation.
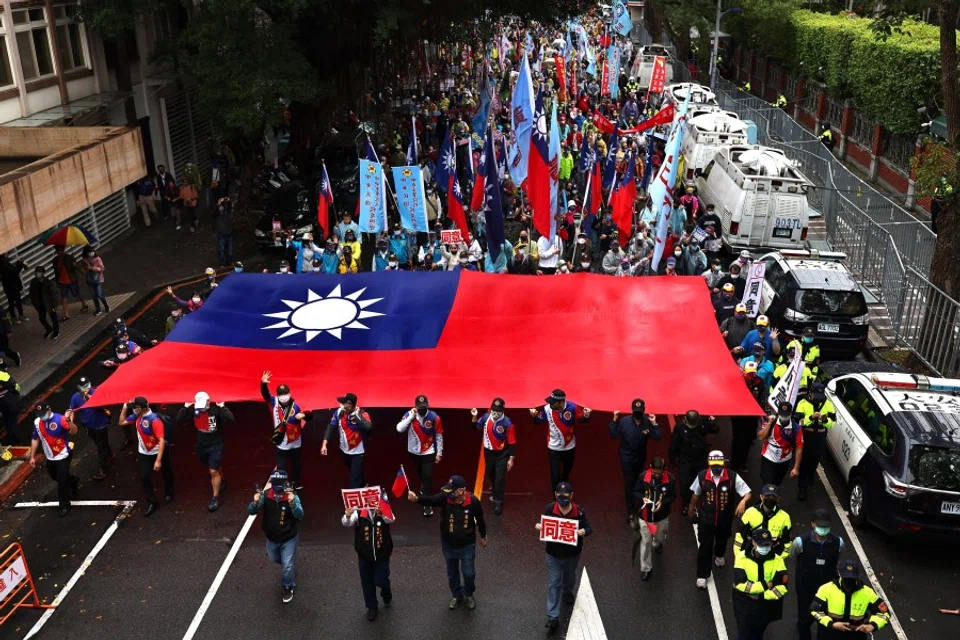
[620,104,675,135]
[593,111,615,135]
[555,55,567,103]
[649,56,667,94]
[600,58,610,96]
[569,58,578,101]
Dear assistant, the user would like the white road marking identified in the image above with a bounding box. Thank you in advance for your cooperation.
[817,466,909,640]
[14,500,137,508]
[566,567,608,639]
[692,523,731,640]
[23,502,135,639]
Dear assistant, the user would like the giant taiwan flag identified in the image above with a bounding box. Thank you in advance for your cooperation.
[86,273,763,415]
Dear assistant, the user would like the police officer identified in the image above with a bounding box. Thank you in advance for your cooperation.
[775,94,788,109]
[610,398,663,522]
[782,326,822,379]
[397,394,444,517]
[795,383,836,500]
[29,403,79,516]
[772,344,814,391]
[669,409,718,514]
[342,504,394,621]
[732,528,789,639]
[531,389,592,492]
[735,484,793,560]
[792,509,845,640]
[810,559,890,639]
[689,451,752,589]
[741,80,752,93]
[0,359,22,445]
[819,122,834,151]
[536,481,592,633]
[633,456,675,581]
[471,398,516,516]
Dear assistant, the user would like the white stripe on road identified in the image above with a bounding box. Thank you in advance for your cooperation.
[14,500,137,508]
[692,523,731,640]
[566,568,608,640]
[817,466,909,640]
[23,502,135,639]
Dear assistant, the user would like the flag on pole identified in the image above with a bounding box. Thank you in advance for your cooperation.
[317,162,334,240]
[613,1,633,36]
[578,136,595,174]
[555,55,567,102]
[602,129,620,190]
[527,89,553,241]
[446,162,471,248]
[650,94,692,271]
[607,44,622,100]
[548,99,561,242]
[391,465,408,498]
[379,488,396,521]
[482,128,506,262]
[406,116,418,165]
[620,104,676,135]
[471,79,495,138]
[435,129,456,194]
[359,160,387,235]
[391,165,428,233]
[471,135,487,211]
[610,152,637,247]
[507,53,535,186]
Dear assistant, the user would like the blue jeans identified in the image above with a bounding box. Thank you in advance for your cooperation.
[265,535,298,588]
[87,281,108,313]
[217,233,233,265]
[546,553,579,621]
[441,541,476,598]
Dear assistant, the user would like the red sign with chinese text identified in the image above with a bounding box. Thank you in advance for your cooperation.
[539,515,579,546]
[341,485,382,511]
[649,56,667,94]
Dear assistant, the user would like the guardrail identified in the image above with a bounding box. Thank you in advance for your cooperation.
[657,56,960,375]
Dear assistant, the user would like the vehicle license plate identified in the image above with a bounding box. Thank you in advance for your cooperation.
[941,501,960,515]
[818,323,840,333]
[773,227,792,238]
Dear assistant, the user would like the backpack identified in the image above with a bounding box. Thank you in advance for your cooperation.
[158,412,175,445]
[139,178,154,197]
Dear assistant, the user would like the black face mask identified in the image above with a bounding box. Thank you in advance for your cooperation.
[840,578,860,592]
[762,498,778,510]
[632,411,644,420]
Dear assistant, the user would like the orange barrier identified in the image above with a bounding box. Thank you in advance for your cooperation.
[0,542,54,625]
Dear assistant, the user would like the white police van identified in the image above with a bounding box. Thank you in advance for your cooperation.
[629,44,675,90]
[665,83,719,108]
[824,372,960,540]
[695,145,812,251]
[680,112,748,187]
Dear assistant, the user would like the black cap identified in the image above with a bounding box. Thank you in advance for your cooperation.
[132,396,149,409]
[276,384,291,395]
[685,409,700,423]
[442,475,466,493]
[803,326,815,337]
[338,392,358,405]
[388,253,398,260]
[546,389,566,403]
[838,560,860,578]
[811,382,826,394]
[632,398,646,413]
[555,481,573,495]
[752,528,773,543]
[777,401,793,414]
[491,397,506,412]
[415,394,429,408]
[813,508,832,528]
[34,403,51,416]
[761,484,780,497]
[752,341,765,352]
[393,222,401,230]
[77,377,92,392]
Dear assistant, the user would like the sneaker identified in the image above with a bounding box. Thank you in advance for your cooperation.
[641,570,652,581]
[94,311,103,317]
[282,586,295,603]
[545,618,560,631]
[448,597,462,610]
[423,506,433,517]
[563,592,575,605]
[176,225,182,231]
[164,494,175,504]
[488,495,497,503]
[43,329,52,339]
[53,332,60,340]
[714,556,726,568]
[366,608,378,621]
[464,596,476,610]
[494,503,503,516]
[144,502,157,517]
[208,497,221,512]
[696,578,707,589]
[59,506,71,518]
[654,543,664,555]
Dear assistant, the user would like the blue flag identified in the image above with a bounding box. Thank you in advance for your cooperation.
[651,94,691,271]
[578,135,596,174]
[602,129,620,190]
[613,1,633,37]
[435,129,455,194]
[471,79,495,138]
[507,53,535,186]
[405,116,418,165]
[359,159,387,234]
[391,166,428,233]
[607,44,622,100]
[482,129,505,262]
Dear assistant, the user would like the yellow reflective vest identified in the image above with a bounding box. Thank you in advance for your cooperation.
[810,580,890,630]
[733,553,789,601]
[735,506,793,559]
[797,397,836,431]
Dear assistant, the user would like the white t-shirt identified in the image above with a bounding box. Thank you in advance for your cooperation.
[690,470,751,497]
[537,236,563,268]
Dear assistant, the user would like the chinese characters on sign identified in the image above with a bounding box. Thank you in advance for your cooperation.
[0,555,26,603]
[768,346,805,412]
[440,230,463,245]
[649,56,667,94]
[539,515,579,546]
[390,165,428,232]
[358,159,386,234]
[741,261,767,318]
[341,485,383,511]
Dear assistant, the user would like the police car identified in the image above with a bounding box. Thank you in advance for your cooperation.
[824,372,960,539]
[756,250,869,360]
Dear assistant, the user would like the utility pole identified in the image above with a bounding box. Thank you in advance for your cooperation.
[710,0,722,91]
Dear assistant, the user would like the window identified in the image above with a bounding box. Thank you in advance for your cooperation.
[765,261,790,297]
[795,289,867,317]
[0,15,15,88]
[13,7,53,81]
[839,379,888,454]
[54,2,86,72]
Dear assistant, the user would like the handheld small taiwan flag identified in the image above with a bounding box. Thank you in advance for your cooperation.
[391,465,409,498]
[379,487,396,521]
[317,162,334,240]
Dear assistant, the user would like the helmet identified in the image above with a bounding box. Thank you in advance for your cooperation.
[756,315,769,327]
[744,361,758,374]
[204,267,215,277]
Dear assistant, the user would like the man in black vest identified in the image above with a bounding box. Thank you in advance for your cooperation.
[610,398,663,523]
[342,504,394,621]
[248,469,303,603]
[633,457,675,581]
[669,409,719,514]
[791,508,845,640]
[688,450,752,589]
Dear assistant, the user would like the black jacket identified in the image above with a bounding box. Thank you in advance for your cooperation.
[29,277,60,309]
[350,510,394,562]
[609,415,663,463]
[542,502,592,558]
[669,418,718,465]
[176,404,234,448]
[717,274,746,299]
[418,492,487,548]
[634,469,676,523]
[249,490,303,543]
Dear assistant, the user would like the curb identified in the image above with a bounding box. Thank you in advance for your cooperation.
[0,453,44,504]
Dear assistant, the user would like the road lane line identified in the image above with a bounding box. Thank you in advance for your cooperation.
[817,466,908,640]
[566,568,608,639]
[23,502,135,639]
[473,442,486,498]
[14,500,137,508]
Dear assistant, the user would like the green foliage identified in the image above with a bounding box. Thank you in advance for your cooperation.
[726,0,801,60]
[912,139,957,199]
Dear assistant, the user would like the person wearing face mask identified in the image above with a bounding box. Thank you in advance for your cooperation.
[732,528,789,639]
[177,391,235,512]
[669,410,719,515]
[509,241,537,274]
[470,397,515,516]
[342,230,363,264]
[718,262,746,299]
[689,450,752,588]
[569,231,594,265]
[721,304,755,351]
[682,240,707,276]
[29,402,79,516]
[166,286,205,312]
[199,267,219,299]
[713,283,739,325]
[320,239,340,273]
[166,305,184,336]
[632,456,675,581]
[249,469,304,604]
[730,249,753,272]
[782,326,823,383]
[739,315,781,361]
[739,342,775,388]
[536,481,592,632]
[704,258,726,290]
[795,383,836,501]
[731,362,764,473]
[771,345,815,393]
[453,250,478,272]
[119,396,174,516]
[307,258,322,274]
[397,395,444,517]
[792,509,845,640]
[233,261,244,274]
[610,398,663,522]
[103,337,143,368]
[758,401,805,487]
[664,246,686,274]
[260,371,307,489]
[514,231,539,263]
[372,239,391,271]
[407,474,488,611]
[573,254,596,273]
[323,392,373,489]
[277,259,293,274]
[339,245,360,273]
[531,389,593,492]
[336,211,361,242]
[735,484,793,561]
[387,223,409,268]
[810,560,890,639]
[286,232,323,273]
[593,212,618,255]
[602,241,624,275]
[65,377,111,481]
[536,233,564,275]
[419,231,446,270]
[662,256,678,276]
[556,260,571,275]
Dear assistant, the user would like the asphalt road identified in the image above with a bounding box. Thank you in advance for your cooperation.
[2,297,959,640]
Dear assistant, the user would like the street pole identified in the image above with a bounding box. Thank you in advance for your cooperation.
[710,0,722,92]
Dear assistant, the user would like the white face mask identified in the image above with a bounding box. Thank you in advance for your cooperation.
[192,297,201,304]
[117,352,129,361]
[459,258,468,265]
[731,273,740,279]
[43,411,54,421]
[312,267,321,273]
[578,238,586,245]
[581,261,591,268]
[279,268,289,274]
[389,261,398,268]
[560,266,569,273]
[674,251,682,258]
[491,411,504,421]
[277,394,291,404]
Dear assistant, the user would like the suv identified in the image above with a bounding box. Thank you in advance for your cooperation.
[757,249,868,360]
[824,372,960,540]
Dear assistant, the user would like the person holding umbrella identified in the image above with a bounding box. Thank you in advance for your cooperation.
[39,225,95,320]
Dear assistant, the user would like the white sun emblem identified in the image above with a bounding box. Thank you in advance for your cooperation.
[443,150,456,172]
[261,284,384,342]
[535,113,547,138]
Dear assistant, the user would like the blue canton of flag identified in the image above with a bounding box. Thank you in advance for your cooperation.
[602,129,620,190]
[482,128,505,262]
[435,129,456,194]
[391,165,428,233]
